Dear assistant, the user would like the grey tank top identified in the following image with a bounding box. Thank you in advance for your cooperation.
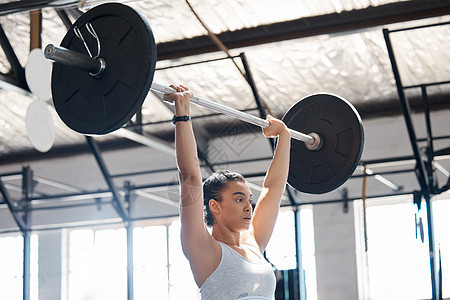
[200,241,276,300]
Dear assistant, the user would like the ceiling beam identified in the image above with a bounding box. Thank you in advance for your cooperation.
[0,0,51,16]
[29,9,42,50]
[156,0,450,60]
[0,23,29,91]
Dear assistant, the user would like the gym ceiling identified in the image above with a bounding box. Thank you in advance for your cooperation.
[0,0,449,231]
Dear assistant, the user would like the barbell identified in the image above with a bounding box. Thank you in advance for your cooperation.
[43,3,364,194]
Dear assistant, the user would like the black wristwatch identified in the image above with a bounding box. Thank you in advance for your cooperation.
[172,115,191,125]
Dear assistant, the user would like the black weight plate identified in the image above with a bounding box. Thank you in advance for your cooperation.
[52,3,156,135]
[282,93,364,194]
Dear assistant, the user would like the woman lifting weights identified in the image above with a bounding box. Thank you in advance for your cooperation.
[163,84,290,300]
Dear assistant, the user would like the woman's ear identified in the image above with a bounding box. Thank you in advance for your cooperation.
[209,199,221,214]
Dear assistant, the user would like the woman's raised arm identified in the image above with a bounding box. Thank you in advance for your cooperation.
[248,115,291,252]
[163,85,205,252]
[163,85,219,287]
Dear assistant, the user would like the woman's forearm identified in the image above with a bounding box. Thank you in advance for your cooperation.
[174,97,201,177]
[263,130,291,189]
[175,122,201,176]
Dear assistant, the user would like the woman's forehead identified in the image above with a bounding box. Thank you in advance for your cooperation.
[225,180,251,194]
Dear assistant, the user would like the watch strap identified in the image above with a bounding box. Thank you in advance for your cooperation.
[172,115,191,125]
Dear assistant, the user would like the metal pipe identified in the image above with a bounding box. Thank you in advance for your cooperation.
[126,223,134,300]
[29,190,112,202]
[111,167,179,178]
[294,208,307,299]
[239,52,277,151]
[85,136,128,221]
[239,52,269,119]
[404,80,450,90]
[0,171,23,179]
[386,20,450,33]
[114,128,174,155]
[44,44,105,76]
[422,86,434,158]
[20,200,112,212]
[424,195,440,300]
[383,28,429,194]
[0,24,28,90]
[23,231,31,300]
[125,182,134,300]
[21,168,32,300]
[0,179,27,231]
[29,9,42,51]
[156,54,240,71]
[56,9,73,30]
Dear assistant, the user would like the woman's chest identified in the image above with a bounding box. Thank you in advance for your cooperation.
[229,244,263,262]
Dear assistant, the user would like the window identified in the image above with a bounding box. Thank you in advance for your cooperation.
[134,225,169,299]
[265,208,317,300]
[433,198,450,298]
[168,221,199,299]
[68,228,127,300]
[0,234,39,300]
[299,207,318,300]
[68,223,199,300]
[365,200,432,299]
[266,209,297,269]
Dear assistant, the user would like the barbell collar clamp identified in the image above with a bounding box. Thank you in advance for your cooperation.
[44,44,106,78]
[305,132,323,151]
[89,58,106,77]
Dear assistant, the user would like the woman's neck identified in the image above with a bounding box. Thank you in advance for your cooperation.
[212,225,242,247]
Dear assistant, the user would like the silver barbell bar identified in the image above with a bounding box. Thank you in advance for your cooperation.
[149,82,316,145]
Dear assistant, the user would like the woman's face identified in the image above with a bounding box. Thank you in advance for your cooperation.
[216,180,253,231]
